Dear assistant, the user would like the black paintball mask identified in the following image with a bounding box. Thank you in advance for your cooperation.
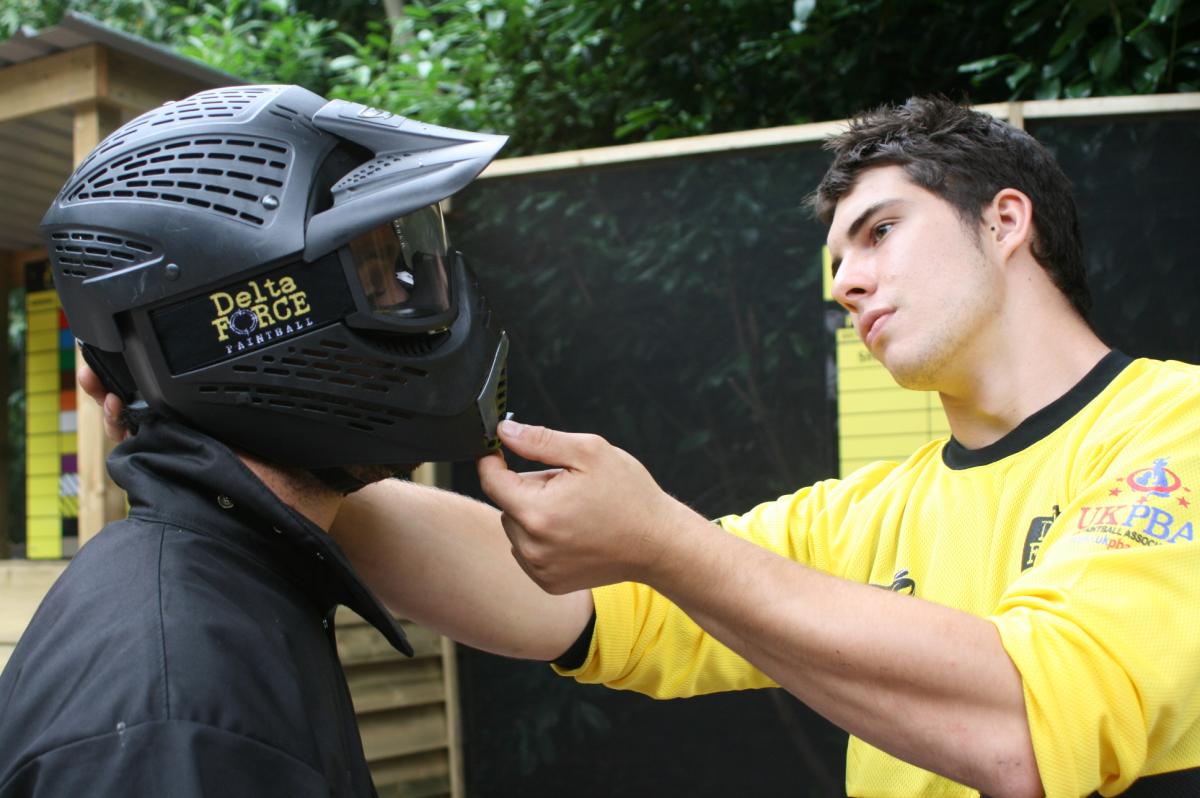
[42,85,509,490]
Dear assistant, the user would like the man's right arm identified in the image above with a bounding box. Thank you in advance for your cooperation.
[330,478,594,661]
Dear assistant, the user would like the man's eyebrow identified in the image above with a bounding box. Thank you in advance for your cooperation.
[846,199,902,241]
[829,198,905,274]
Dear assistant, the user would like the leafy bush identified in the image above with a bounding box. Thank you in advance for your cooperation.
[960,0,1199,99]
[5,1,1198,154]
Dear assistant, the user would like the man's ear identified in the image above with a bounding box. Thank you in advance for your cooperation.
[984,187,1034,262]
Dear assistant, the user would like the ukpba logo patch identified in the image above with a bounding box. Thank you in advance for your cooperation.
[1070,457,1195,549]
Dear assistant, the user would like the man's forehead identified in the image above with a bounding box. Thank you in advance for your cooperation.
[832,166,914,218]
[826,167,923,243]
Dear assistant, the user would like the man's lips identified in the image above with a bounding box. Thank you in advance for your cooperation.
[858,309,894,347]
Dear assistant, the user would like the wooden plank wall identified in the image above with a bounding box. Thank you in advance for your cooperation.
[339,609,461,798]
[0,561,67,670]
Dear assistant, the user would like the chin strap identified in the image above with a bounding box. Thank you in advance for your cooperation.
[309,466,414,496]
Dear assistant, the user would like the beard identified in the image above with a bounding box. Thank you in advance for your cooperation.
[342,463,422,489]
[878,249,997,392]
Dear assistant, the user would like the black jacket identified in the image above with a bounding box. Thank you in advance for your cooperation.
[0,417,411,797]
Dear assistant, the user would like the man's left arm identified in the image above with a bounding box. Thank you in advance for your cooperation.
[478,421,1043,798]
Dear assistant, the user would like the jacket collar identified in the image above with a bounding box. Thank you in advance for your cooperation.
[107,415,413,656]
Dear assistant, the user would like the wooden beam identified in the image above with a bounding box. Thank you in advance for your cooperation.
[1022,92,1200,119]
[480,93,1200,181]
[105,50,219,113]
[479,119,847,179]
[73,101,124,548]
[0,45,106,126]
[6,249,42,285]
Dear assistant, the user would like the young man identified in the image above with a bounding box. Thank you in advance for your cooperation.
[82,98,1200,797]
[0,84,508,797]
[472,98,1200,796]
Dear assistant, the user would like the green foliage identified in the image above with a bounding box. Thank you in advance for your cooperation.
[6,1,1197,153]
[324,0,1013,153]
[0,0,355,95]
[171,0,338,89]
[959,0,1200,99]
[0,0,189,43]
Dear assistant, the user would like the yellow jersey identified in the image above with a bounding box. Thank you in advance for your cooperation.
[555,353,1200,797]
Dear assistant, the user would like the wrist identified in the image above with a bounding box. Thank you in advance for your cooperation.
[628,496,710,586]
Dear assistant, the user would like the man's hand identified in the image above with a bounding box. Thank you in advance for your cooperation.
[478,420,701,594]
[77,364,129,443]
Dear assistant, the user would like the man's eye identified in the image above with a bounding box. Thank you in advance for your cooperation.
[871,222,893,243]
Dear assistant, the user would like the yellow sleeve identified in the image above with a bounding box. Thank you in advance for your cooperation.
[991,431,1200,796]
[555,462,900,698]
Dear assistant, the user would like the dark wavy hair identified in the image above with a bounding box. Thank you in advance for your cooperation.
[808,96,1090,318]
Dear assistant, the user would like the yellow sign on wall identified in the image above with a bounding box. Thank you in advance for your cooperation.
[823,247,949,477]
[835,328,949,476]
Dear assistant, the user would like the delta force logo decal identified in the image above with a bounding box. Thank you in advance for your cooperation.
[150,260,357,375]
[1071,457,1194,549]
[208,274,314,354]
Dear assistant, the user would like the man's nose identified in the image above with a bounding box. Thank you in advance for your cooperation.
[830,253,876,312]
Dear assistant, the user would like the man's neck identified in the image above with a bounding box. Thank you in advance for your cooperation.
[238,453,343,531]
[938,311,1110,450]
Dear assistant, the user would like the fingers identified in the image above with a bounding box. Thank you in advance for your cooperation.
[499,511,570,594]
[520,468,563,486]
[477,449,545,512]
[77,364,106,404]
[102,394,129,442]
[496,420,605,470]
[78,363,131,442]
[477,450,518,497]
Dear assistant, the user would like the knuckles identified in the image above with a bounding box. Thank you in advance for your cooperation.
[575,433,607,458]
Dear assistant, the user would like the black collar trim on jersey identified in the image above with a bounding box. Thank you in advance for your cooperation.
[942,350,1133,470]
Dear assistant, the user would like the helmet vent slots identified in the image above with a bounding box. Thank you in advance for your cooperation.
[77,87,276,173]
[196,380,413,434]
[333,153,411,193]
[50,230,158,279]
[267,103,322,135]
[65,136,292,227]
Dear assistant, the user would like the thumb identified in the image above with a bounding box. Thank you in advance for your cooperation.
[497,420,591,469]
[477,449,534,511]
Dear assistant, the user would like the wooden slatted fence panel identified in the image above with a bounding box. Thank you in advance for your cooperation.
[337,606,458,798]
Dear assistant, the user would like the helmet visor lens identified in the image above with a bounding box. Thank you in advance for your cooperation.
[347,204,451,318]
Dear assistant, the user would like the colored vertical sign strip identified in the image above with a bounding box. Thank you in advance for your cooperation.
[24,261,78,559]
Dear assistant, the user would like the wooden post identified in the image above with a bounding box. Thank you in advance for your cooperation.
[72,100,124,547]
[1007,101,1026,131]
[411,461,464,798]
[0,252,9,560]
[440,634,465,798]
